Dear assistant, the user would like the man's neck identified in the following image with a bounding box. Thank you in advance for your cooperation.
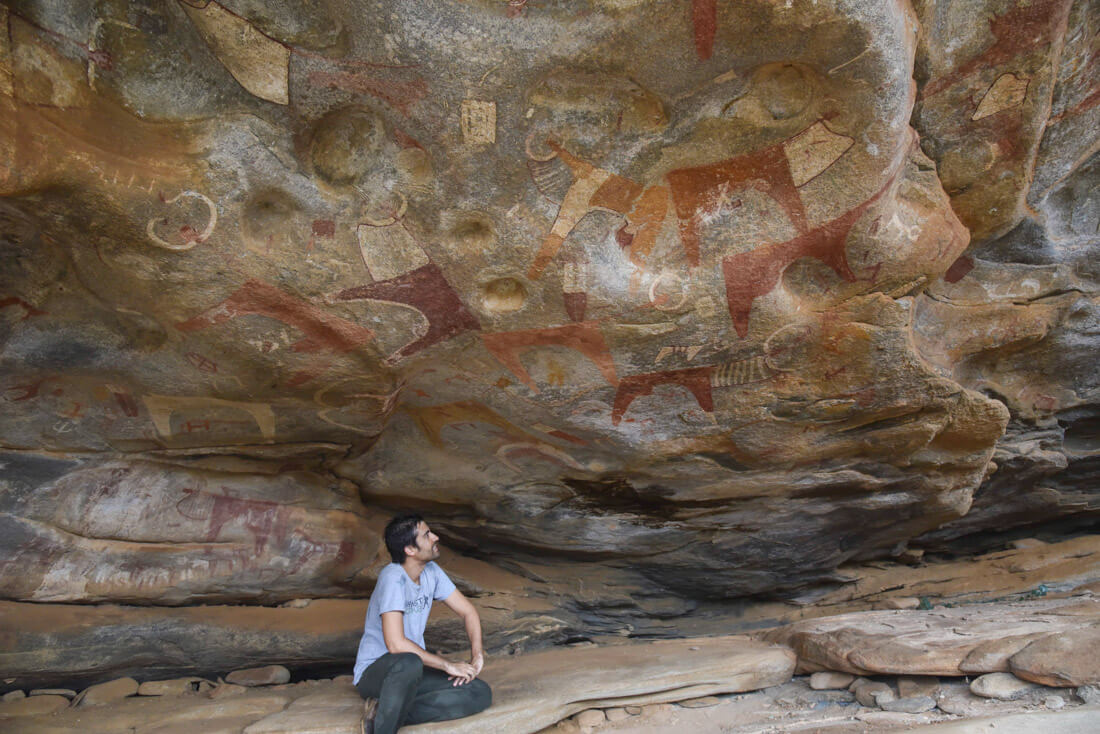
[402,558,427,584]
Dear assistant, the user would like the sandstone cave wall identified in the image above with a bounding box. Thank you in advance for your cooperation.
[0,0,1096,687]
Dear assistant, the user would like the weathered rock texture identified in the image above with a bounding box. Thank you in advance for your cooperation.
[763,596,1100,685]
[0,0,1096,685]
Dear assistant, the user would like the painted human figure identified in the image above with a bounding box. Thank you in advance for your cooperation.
[353,514,491,733]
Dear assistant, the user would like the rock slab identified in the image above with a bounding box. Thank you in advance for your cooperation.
[406,636,795,734]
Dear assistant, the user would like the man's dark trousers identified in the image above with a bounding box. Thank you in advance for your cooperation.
[355,653,491,734]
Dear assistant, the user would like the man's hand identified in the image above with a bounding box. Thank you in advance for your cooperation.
[470,652,484,676]
[443,660,477,686]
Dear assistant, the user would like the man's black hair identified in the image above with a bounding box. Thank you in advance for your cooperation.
[384,513,425,564]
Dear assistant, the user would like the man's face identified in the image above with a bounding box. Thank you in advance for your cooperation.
[405,521,440,562]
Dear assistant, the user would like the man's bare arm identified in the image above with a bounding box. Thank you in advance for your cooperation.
[381,611,478,684]
[441,589,485,675]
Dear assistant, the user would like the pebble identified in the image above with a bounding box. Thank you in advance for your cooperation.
[77,677,139,706]
[809,671,855,690]
[877,597,921,610]
[854,681,895,707]
[880,695,936,713]
[225,665,291,687]
[1044,694,1065,710]
[969,672,1040,701]
[624,705,643,715]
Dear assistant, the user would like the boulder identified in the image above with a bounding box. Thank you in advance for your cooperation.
[1009,623,1100,686]
[763,597,1100,676]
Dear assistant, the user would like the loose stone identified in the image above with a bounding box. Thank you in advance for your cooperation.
[879,695,936,713]
[575,708,606,729]
[225,665,291,687]
[970,672,1040,700]
[854,681,895,707]
[29,688,77,698]
[810,671,856,690]
[898,675,940,698]
[78,677,139,706]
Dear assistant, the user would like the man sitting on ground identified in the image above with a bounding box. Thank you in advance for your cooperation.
[353,514,491,733]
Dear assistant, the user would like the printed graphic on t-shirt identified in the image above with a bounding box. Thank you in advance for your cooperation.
[406,594,430,613]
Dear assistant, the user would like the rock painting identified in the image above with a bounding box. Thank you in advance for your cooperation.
[944,256,975,284]
[146,190,217,251]
[403,400,585,472]
[711,355,775,386]
[329,263,480,363]
[307,68,428,116]
[691,0,718,61]
[141,394,276,439]
[176,279,375,356]
[481,321,619,392]
[611,367,714,425]
[655,345,703,364]
[781,121,856,187]
[403,400,536,448]
[922,0,1072,98]
[175,488,354,572]
[180,0,290,104]
[355,197,431,281]
[562,261,587,322]
[528,119,853,279]
[495,442,586,472]
[461,99,496,145]
[721,175,894,337]
[972,73,1030,121]
[0,296,46,321]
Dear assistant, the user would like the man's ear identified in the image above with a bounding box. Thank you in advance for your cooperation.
[404,543,417,558]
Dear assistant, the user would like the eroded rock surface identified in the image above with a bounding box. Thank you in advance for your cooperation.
[763,596,1100,684]
[0,0,1096,688]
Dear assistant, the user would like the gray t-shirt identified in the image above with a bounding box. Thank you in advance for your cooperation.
[353,561,457,683]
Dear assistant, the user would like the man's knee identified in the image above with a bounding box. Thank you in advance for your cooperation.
[388,653,423,682]
[466,678,491,714]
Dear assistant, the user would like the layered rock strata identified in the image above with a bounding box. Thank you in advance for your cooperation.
[0,0,1095,687]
